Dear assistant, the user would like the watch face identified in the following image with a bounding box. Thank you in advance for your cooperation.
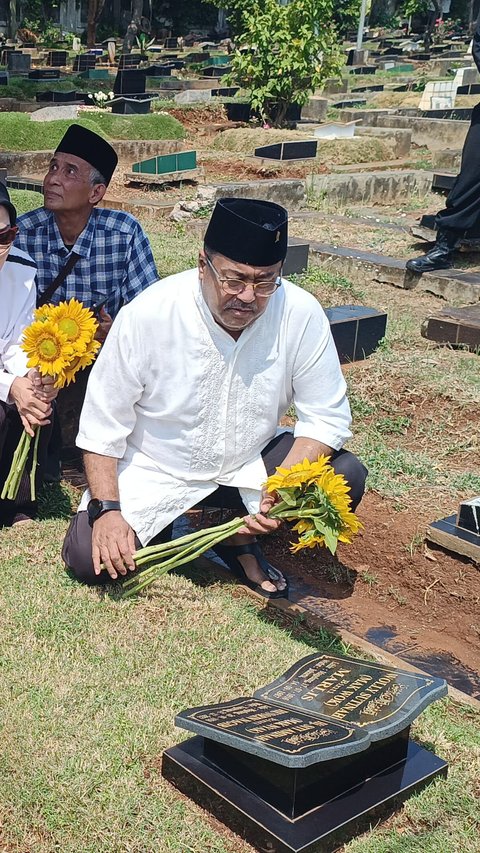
[88,498,103,520]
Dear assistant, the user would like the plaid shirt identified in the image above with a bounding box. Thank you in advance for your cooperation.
[15,207,159,317]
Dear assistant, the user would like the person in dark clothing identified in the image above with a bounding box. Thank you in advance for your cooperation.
[406,20,480,273]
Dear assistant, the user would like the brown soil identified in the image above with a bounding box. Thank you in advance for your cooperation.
[262,491,480,695]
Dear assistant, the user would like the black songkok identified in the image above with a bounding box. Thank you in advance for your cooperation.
[55,124,118,185]
[204,197,288,266]
[0,181,16,225]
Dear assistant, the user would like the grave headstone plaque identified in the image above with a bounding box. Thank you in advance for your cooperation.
[118,53,141,69]
[283,240,309,276]
[163,653,447,853]
[113,68,146,95]
[254,140,317,161]
[111,96,153,114]
[0,71,9,85]
[73,53,97,72]
[6,52,31,74]
[47,49,67,67]
[28,68,60,80]
[325,305,387,363]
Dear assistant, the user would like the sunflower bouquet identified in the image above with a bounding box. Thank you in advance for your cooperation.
[122,456,362,598]
[1,299,100,502]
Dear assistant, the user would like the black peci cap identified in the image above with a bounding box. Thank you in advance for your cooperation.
[204,197,288,266]
[0,181,16,225]
[55,124,118,185]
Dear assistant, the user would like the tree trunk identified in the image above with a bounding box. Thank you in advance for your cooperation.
[87,0,106,47]
[7,0,18,39]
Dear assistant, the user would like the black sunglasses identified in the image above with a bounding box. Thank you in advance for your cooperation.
[0,224,18,246]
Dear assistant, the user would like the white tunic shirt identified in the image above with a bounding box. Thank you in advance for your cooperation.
[77,270,352,545]
[0,249,37,403]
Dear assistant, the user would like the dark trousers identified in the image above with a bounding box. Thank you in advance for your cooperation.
[436,103,480,235]
[62,432,368,586]
[0,401,52,527]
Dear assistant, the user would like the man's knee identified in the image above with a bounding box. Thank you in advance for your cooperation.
[62,512,100,585]
[331,450,368,510]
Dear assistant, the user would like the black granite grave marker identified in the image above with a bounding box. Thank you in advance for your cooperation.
[28,69,61,80]
[325,305,387,363]
[111,96,153,114]
[145,64,172,76]
[163,653,447,853]
[113,68,146,95]
[36,90,79,103]
[73,54,97,72]
[118,53,141,69]
[0,71,8,85]
[457,497,480,533]
[254,140,317,161]
[47,49,68,67]
[6,52,31,73]
[283,241,309,276]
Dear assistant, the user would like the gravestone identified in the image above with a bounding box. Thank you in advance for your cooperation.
[427,494,480,561]
[47,50,68,67]
[163,652,447,853]
[421,304,480,351]
[0,71,9,85]
[111,96,153,114]
[419,80,457,111]
[202,65,232,77]
[6,52,31,74]
[313,121,360,139]
[113,68,146,95]
[36,90,80,103]
[28,68,60,80]
[283,240,309,276]
[325,305,387,363]
[131,150,197,175]
[73,53,97,72]
[174,89,212,104]
[31,105,79,121]
[118,53,141,69]
[145,64,173,76]
[254,140,317,161]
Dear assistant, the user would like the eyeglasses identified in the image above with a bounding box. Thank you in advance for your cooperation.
[205,254,282,297]
[0,224,18,246]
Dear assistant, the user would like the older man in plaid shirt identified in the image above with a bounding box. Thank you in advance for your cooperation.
[15,124,159,475]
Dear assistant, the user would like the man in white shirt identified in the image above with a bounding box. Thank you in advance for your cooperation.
[62,198,367,595]
[0,183,57,526]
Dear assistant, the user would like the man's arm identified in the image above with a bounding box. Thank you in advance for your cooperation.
[83,451,136,580]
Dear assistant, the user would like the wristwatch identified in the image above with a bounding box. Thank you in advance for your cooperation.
[87,498,121,526]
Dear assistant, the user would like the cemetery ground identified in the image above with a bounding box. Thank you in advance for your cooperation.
[2,91,480,848]
[1,180,479,852]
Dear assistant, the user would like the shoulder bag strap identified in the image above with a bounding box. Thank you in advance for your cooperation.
[37,251,81,307]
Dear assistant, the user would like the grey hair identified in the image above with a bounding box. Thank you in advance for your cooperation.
[90,166,107,186]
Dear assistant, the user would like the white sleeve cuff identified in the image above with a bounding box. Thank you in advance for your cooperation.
[0,371,16,404]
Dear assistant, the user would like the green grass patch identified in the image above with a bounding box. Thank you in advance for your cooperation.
[0,510,478,851]
[0,112,185,150]
[9,188,44,215]
[292,266,366,302]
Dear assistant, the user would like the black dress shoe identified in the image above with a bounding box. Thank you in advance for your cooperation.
[406,229,459,273]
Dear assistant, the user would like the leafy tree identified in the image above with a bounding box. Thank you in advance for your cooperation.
[218,0,342,126]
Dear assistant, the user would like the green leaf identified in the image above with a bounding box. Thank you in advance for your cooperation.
[277,488,298,507]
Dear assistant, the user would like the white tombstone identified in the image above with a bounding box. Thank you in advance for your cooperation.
[174,89,212,104]
[313,121,360,140]
[453,66,480,87]
[430,95,455,110]
[419,80,458,110]
[31,105,79,122]
[72,37,81,52]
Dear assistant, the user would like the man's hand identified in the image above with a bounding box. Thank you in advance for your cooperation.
[91,510,137,579]
[237,487,282,536]
[28,368,58,403]
[95,306,113,343]
[9,375,52,436]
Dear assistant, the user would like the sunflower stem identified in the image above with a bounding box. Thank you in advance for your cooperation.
[29,426,41,501]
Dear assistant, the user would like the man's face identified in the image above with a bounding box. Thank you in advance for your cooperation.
[43,152,106,213]
[199,249,281,337]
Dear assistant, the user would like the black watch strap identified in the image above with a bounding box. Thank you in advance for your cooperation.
[87,498,121,526]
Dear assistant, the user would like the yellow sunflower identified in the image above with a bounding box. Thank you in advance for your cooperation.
[34,304,54,323]
[49,298,98,355]
[22,320,74,378]
[265,455,331,493]
[56,343,101,388]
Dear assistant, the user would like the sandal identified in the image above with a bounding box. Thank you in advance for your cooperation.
[212,541,289,600]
